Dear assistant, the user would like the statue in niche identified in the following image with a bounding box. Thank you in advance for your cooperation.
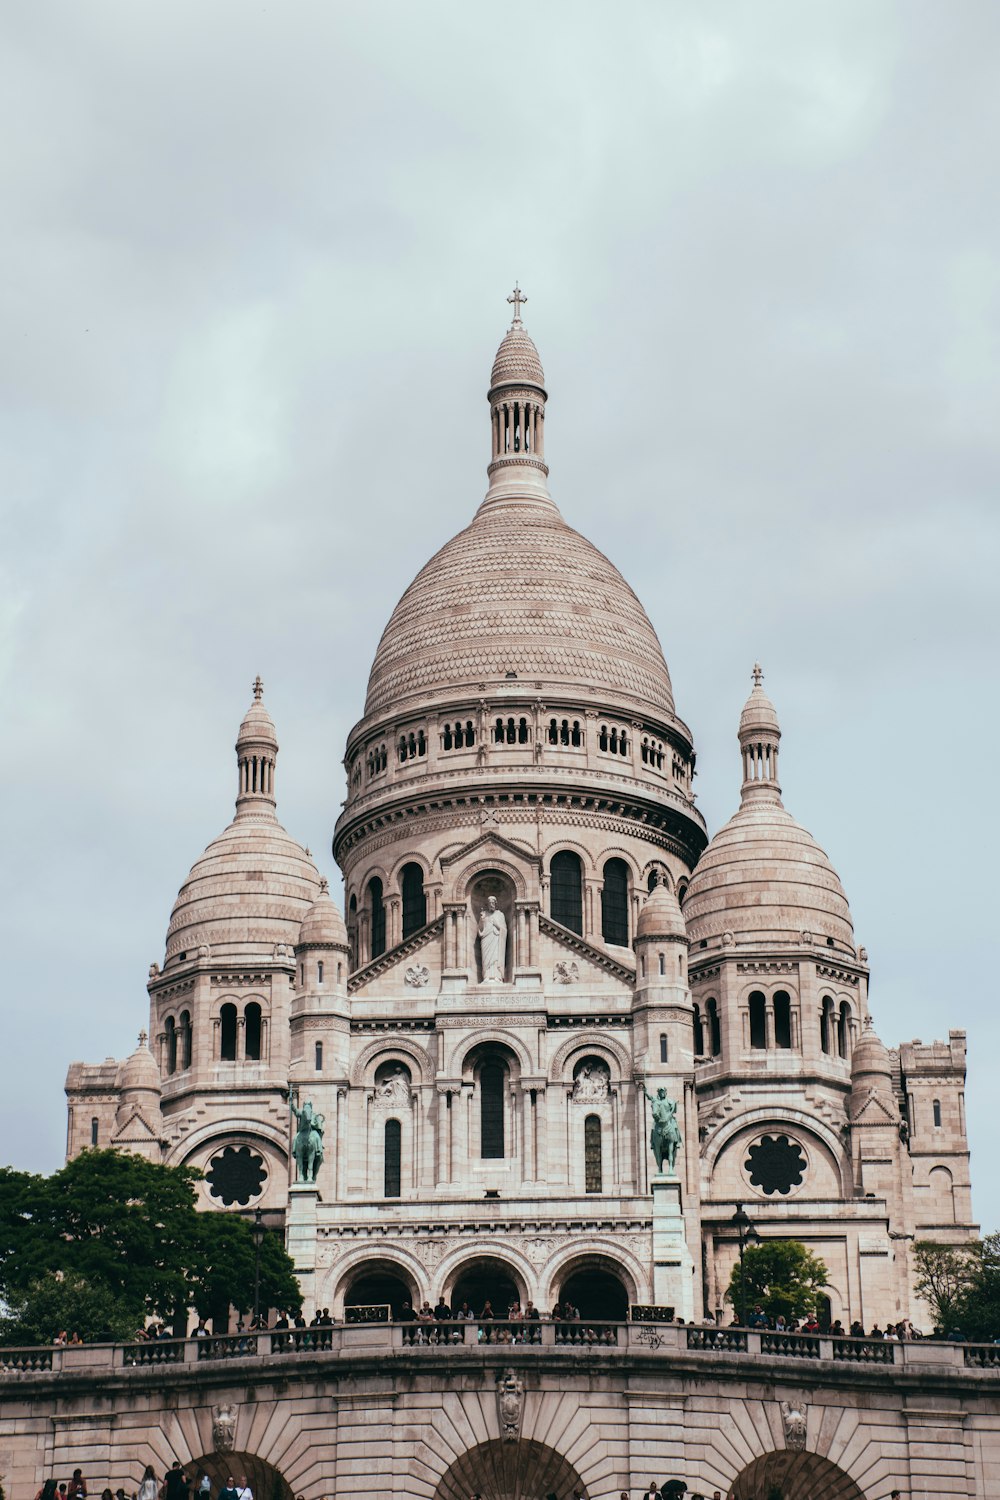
[289,1092,325,1183]
[375,1065,411,1108]
[643,1084,682,1174]
[572,1061,610,1103]
[477,894,508,983]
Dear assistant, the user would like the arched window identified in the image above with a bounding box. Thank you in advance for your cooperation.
[315,1041,323,1071]
[837,1001,851,1059]
[348,894,358,968]
[179,1010,192,1070]
[584,1114,602,1193]
[707,998,721,1058]
[659,1034,668,1064]
[601,858,630,945]
[774,991,792,1049]
[220,1003,237,1061]
[164,1016,177,1075]
[369,877,386,959]
[749,991,767,1050]
[599,725,609,751]
[820,996,834,1054]
[401,863,426,939]
[90,1117,99,1147]
[384,1118,402,1198]
[480,1061,505,1159]
[550,850,583,935]
[244,1002,262,1061]
[933,1099,942,1128]
[693,1004,705,1057]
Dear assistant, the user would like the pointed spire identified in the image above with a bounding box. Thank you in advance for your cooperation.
[235,678,279,819]
[738,664,782,804]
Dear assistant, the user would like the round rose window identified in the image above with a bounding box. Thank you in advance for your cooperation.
[205,1145,267,1206]
[744,1133,806,1196]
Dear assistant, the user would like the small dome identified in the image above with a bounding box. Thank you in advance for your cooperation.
[490,323,545,391]
[683,799,854,950]
[116,1033,161,1095]
[739,665,781,740]
[637,882,686,941]
[238,676,277,748]
[851,1018,893,1082]
[166,818,320,968]
[298,878,349,949]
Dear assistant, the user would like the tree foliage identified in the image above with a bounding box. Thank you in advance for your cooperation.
[0,1151,300,1342]
[913,1235,1000,1340]
[725,1239,829,1321]
[0,1272,141,1346]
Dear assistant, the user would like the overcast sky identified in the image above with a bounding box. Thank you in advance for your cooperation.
[1,3,997,1231]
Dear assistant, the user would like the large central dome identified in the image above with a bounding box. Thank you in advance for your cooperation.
[364,497,675,719]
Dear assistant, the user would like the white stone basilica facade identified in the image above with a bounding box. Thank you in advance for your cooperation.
[66,305,975,1333]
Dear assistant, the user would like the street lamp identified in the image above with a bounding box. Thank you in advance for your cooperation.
[730,1201,760,1326]
[252,1208,265,1325]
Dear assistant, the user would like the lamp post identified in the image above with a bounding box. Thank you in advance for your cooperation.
[252,1208,265,1325]
[731,1201,759,1326]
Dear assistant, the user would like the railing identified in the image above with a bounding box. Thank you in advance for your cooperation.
[760,1332,821,1360]
[832,1336,896,1364]
[964,1343,1000,1368]
[124,1338,185,1367]
[4,1327,1000,1376]
[0,1346,54,1372]
[686,1327,748,1353]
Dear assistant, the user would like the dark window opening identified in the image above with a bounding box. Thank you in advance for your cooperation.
[601,858,630,945]
[480,1061,505,1159]
[820,996,834,1054]
[90,1117,99,1147]
[384,1118,402,1197]
[837,1000,850,1059]
[369,877,386,959]
[165,1016,177,1075]
[933,1099,942,1128]
[774,990,792,1049]
[179,1009,192,1069]
[584,1114,602,1193]
[348,894,358,969]
[749,991,767,1050]
[244,1001,262,1061]
[693,1004,705,1057]
[220,1003,237,1061]
[550,850,583,935]
[707,997,721,1057]
[659,1034,668,1064]
[315,1041,323,1071]
[317,960,324,984]
[401,862,427,939]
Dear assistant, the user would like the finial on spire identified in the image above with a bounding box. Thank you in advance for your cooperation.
[752,663,763,687]
[138,1029,148,1048]
[507,283,527,325]
[319,877,329,894]
[253,675,264,702]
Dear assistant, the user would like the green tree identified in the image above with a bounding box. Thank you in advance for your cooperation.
[0,1151,301,1338]
[912,1239,980,1332]
[725,1239,829,1322]
[0,1272,141,1346]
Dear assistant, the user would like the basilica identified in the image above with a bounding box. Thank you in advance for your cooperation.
[65,301,975,1332]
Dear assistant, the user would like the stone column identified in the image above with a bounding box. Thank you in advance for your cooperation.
[535,1086,548,1183]
[387,896,401,950]
[436,1088,450,1185]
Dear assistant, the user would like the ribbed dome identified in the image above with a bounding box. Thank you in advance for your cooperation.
[740,667,781,739]
[490,324,545,390]
[636,882,686,941]
[238,700,277,748]
[851,1019,893,1082]
[297,878,349,949]
[364,498,675,719]
[683,799,854,949]
[165,816,320,968]
[116,1033,161,1095]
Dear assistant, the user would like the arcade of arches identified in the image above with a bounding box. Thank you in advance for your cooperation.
[339,1256,630,1321]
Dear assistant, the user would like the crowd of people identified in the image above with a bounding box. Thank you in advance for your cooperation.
[393,1295,619,1346]
[728,1306,922,1340]
[33,1466,255,1500]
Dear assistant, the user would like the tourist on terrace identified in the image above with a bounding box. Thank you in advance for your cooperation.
[67,1469,87,1499]
[137,1465,158,1500]
[217,1480,239,1500]
[34,1481,58,1500]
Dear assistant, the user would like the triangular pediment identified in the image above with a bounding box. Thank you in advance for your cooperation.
[850,1092,899,1126]
[539,913,635,986]
[439,828,541,874]
[348,913,445,996]
[111,1107,160,1143]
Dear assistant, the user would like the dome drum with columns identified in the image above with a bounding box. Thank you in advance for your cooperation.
[65,296,976,1338]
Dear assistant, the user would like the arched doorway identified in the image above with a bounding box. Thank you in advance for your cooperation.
[559,1264,629,1321]
[449,1257,524,1317]
[188,1453,290,1500]
[342,1261,417,1319]
[433,1438,587,1500]
[730,1450,866,1500]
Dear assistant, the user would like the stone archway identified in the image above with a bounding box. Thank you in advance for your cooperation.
[189,1453,291,1500]
[433,1438,587,1500]
[730,1450,866,1500]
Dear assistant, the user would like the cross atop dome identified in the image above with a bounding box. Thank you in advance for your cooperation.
[752,663,763,687]
[253,675,264,702]
[507,283,527,326]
